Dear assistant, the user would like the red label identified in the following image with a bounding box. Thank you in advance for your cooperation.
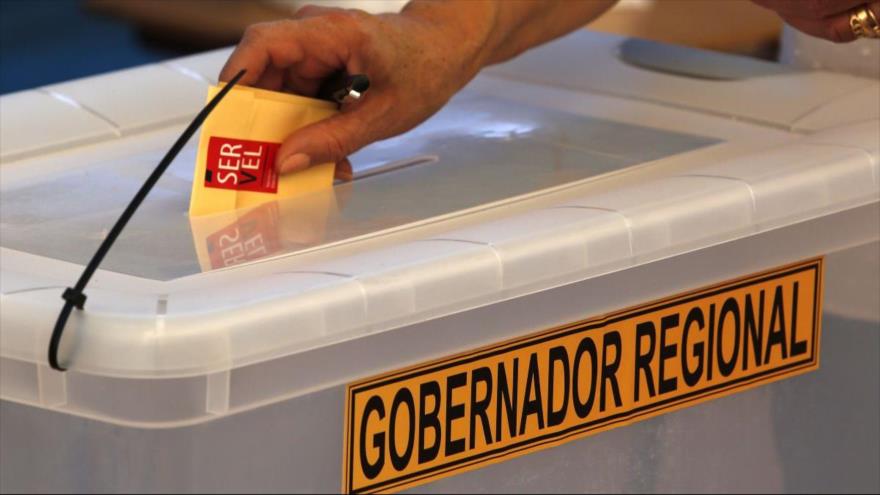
[204,136,280,193]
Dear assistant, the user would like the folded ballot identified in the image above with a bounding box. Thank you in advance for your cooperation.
[189,84,338,216]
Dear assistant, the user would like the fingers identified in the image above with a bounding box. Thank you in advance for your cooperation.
[253,65,284,91]
[335,158,354,181]
[282,71,323,97]
[219,28,271,85]
[782,1,880,42]
[753,0,880,43]
[752,0,865,19]
[275,109,374,174]
[219,21,306,85]
[219,16,358,93]
[293,4,336,19]
[783,13,856,43]
[218,10,389,177]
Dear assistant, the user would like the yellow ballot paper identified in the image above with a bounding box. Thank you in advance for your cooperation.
[189,84,338,216]
[189,187,340,272]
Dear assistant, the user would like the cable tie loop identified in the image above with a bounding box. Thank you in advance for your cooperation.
[47,69,247,372]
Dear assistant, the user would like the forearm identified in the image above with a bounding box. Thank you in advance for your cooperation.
[401,0,618,70]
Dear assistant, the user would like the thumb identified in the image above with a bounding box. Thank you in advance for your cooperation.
[275,111,371,174]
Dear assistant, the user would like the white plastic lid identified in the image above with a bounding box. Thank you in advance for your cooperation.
[1,32,877,395]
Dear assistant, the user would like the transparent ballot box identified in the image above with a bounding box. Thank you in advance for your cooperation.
[1,32,878,493]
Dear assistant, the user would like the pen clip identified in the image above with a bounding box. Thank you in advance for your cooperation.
[318,72,370,105]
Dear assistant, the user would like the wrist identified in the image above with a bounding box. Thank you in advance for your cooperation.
[397,0,501,83]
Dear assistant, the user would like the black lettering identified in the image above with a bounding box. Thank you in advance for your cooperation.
[519,353,545,435]
[444,373,467,456]
[572,337,598,418]
[601,331,623,411]
[659,314,679,394]
[495,359,518,442]
[469,367,493,450]
[360,396,385,480]
[707,303,716,380]
[682,307,705,387]
[388,388,415,471]
[742,291,765,371]
[546,346,571,428]
[418,382,441,465]
[717,298,741,377]
[789,282,807,357]
[239,169,257,184]
[634,322,657,402]
[765,285,789,363]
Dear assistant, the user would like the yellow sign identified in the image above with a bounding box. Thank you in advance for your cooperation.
[342,258,823,493]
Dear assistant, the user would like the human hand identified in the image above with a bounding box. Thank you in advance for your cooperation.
[219,4,494,179]
[752,0,879,42]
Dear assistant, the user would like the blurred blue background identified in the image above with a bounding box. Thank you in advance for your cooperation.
[0,0,782,95]
[0,0,188,94]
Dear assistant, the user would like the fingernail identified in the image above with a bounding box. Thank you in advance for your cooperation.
[277,153,310,173]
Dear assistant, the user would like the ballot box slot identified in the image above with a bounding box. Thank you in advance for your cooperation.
[348,155,439,182]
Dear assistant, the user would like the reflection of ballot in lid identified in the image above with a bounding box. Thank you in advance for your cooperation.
[189,85,338,217]
[189,187,340,272]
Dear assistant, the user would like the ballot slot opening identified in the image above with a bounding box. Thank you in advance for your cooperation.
[348,155,440,182]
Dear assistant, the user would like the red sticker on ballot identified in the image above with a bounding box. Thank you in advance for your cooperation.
[204,136,280,194]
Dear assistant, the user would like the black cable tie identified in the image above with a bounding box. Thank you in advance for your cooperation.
[61,288,86,310]
[48,69,247,372]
